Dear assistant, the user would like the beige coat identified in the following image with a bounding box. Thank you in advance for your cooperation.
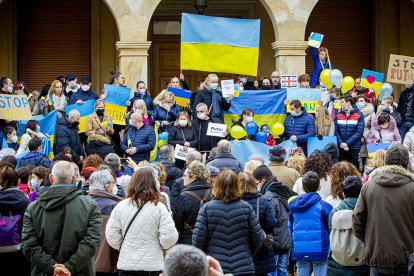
[267,162,300,190]
[85,112,114,140]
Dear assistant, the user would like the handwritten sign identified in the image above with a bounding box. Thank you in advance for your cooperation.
[175,144,195,161]
[206,122,227,137]
[286,100,321,113]
[281,75,298,88]
[221,79,235,98]
[387,54,414,85]
[0,94,32,121]
[103,84,130,125]
[286,88,321,101]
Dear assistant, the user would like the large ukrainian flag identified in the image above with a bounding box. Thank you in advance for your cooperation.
[181,13,260,76]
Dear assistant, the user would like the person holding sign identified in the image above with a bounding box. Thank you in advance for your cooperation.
[154,76,189,107]
[0,76,18,136]
[310,46,332,88]
[366,113,401,145]
[68,76,98,105]
[45,80,67,116]
[194,74,232,123]
[153,92,182,133]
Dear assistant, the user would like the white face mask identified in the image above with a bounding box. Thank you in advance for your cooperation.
[10,135,18,143]
[245,116,253,123]
[197,113,206,120]
[7,86,13,93]
[380,124,389,129]
[81,85,90,92]
[210,83,219,90]
[136,109,143,114]
[179,119,188,126]
[111,185,118,195]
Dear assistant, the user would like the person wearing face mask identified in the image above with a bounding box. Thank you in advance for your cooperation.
[239,75,256,90]
[231,108,256,140]
[376,96,402,126]
[28,166,49,202]
[45,80,67,117]
[127,81,154,114]
[3,126,19,151]
[194,73,232,123]
[64,72,80,98]
[334,95,364,169]
[55,109,85,165]
[398,82,414,140]
[356,95,375,168]
[16,120,45,156]
[86,100,114,140]
[366,113,401,145]
[68,75,98,105]
[153,92,182,133]
[260,77,272,90]
[126,99,153,128]
[168,111,199,169]
[0,77,18,140]
[284,100,316,155]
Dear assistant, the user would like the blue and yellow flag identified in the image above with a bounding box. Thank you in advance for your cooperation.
[65,100,95,133]
[360,69,384,97]
[150,124,159,162]
[167,87,191,107]
[224,90,287,133]
[181,13,260,76]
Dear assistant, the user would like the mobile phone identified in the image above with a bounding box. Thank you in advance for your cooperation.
[120,158,128,165]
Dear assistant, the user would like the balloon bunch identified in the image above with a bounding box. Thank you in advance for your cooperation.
[230,122,285,144]
[157,132,169,148]
[320,69,355,93]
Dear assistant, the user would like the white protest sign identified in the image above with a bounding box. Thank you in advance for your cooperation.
[221,79,235,97]
[206,122,227,137]
[175,144,195,161]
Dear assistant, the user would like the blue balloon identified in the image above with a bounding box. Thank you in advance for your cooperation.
[255,131,267,143]
[245,122,258,135]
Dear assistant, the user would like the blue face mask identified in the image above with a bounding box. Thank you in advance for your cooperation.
[210,83,219,90]
[356,102,365,109]
[290,111,297,116]
[129,119,134,127]
[31,179,39,190]
[407,84,413,89]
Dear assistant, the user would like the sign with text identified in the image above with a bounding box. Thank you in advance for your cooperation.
[286,100,321,113]
[221,79,235,98]
[103,84,130,125]
[286,88,321,113]
[387,54,414,85]
[175,144,195,161]
[281,75,298,88]
[206,122,227,137]
[0,94,32,121]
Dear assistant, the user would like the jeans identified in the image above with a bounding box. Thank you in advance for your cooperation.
[268,252,289,276]
[399,121,414,141]
[296,261,327,276]
[370,266,407,276]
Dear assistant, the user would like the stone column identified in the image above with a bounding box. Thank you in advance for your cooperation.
[116,41,152,93]
[271,40,308,75]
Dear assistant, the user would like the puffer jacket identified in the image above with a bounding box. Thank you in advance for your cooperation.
[334,107,365,150]
[19,151,52,168]
[120,124,156,163]
[288,192,332,261]
[68,88,98,105]
[55,116,84,162]
[310,47,333,88]
[193,87,231,122]
[403,125,414,169]
[173,180,211,245]
[366,114,401,144]
[152,103,182,133]
[242,193,277,275]
[206,152,244,174]
[168,125,199,148]
[128,92,154,114]
[160,159,183,190]
[106,198,178,271]
[192,199,263,275]
[353,165,414,268]
[283,108,315,153]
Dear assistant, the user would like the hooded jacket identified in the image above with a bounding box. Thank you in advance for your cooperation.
[19,151,52,168]
[334,107,364,150]
[284,108,315,152]
[366,114,401,144]
[85,134,115,160]
[324,142,339,164]
[21,183,102,276]
[353,165,414,268]
[68,88,98,105]
[0,187,29,234]
[55,116,84,162]
[288,192,332,261]
[206,152,244,174]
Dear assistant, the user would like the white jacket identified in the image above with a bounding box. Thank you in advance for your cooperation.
[106,198,178,271]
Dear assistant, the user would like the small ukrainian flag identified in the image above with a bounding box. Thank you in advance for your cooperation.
[127,135,132,148]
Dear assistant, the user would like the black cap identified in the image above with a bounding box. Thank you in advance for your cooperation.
[66,72,76,80]
[81,75,91,84]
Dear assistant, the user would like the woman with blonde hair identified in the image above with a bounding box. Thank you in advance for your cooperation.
[126,99,153,126]
[286,147,307,175]
[193,73,232,122]
[325,161,361,208]
[363,150,386,182]
[315,105,333,136]
[45,80,67,115]
[153,91,182,132]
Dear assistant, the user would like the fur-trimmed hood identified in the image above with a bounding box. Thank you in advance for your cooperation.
[87,134,111,144]
[369,165,414,187]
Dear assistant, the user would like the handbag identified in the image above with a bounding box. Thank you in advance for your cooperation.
[119,201,147,251]
[256,197,273,254]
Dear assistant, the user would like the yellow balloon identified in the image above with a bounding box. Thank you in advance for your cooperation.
[157,139,168,148]
[230,125,247,139]
[271,123,285,136]
[320,69,333,89]
[342,76,355,93]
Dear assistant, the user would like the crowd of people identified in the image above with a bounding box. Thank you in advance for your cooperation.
[1,52,414,275]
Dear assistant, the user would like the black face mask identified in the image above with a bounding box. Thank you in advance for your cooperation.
[262,85,271,90]
[96,109,104,116]
[71,121,80,128]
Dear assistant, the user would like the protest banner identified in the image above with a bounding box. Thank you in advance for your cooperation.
[308,32,324,48]
[387,54,414,85]
[103,84,131,125]
[175,144,195,161]
[360,69,384,97]
[65,100,95,133]
[281,75,298,88]
[307,136,337,156]
[221,79,235,98]
[367,142,390,158]
[206,122,227,137]
[0,94,32,121]
[167,87,192,107]
[286,88,321,113]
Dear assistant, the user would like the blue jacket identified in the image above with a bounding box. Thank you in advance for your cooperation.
[55,116,84,163]
[121,124,156,163]
[68,88,98,105]
[334,107,364,150]
[288,192,332,262]
[310,47,333,88]
[152,103,182,133]
[242,193,277,275]
[19,151,52,168]
[206,153,244,174]
[128,92,154,114]
[284,108,315,151]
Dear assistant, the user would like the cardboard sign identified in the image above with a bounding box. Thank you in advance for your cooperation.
[206,122,227,137]
[286,88,321,101]
[175,144,195,161]
[221,79,235,98]
[308,32,324,48]
[286,100,321,113]
[281,75,298,88]
[0,94,32,121]
[387,54,414,85]
[360,69,384,96]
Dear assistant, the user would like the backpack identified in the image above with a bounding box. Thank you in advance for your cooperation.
[183,189,211,231]
[330,209,365,266]
[0,211,22,253]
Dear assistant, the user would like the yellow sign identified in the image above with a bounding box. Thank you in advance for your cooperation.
[105,103,126,126]
[0,94,32,120]
[286,100,320,113]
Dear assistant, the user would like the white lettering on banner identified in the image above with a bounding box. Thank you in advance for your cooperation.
[175,144,195,161]
[206,122,227,137]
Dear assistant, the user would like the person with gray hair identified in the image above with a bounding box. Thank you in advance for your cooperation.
[104,153,131,192]
[55,108,84,164]
[206,140,244,174]
[159,144,183,190]
[248,154,265,165]
[353,144,414,275]
[22,160,102,276]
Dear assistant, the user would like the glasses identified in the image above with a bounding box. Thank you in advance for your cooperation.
[271,76,280,79]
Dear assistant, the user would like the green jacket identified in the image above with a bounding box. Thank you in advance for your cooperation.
[21,183,102,276]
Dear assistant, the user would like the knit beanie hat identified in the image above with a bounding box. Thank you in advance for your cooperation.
[269,146,286,163]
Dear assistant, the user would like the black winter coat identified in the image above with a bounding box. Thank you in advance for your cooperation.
[191,117,223,152]
[242,193,277,275]
[55,116,84,163]
[168,125,199,148]
[173,180,211,245]
[85,141,115,160]
[193,88,231,122]
[160,159,183,190]
[398,88,414,121]
[170,178,185,211]
[193,199,263,275]
[206,153,244,174]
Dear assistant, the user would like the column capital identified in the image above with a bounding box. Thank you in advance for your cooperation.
[271,40,308,57]
[116,41,152,57]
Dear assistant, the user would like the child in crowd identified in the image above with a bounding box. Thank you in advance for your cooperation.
[3,126,19,151]
[17,167,30,196]
[28,166,49,202]
[288,171,333,276]
[363,150,386,182]
[286,147,306,175]
[310,46,332,88]
[260,124,276,146]
[298,74,310,89]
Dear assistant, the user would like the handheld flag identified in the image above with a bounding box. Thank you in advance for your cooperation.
[308,32,324,48]
[360,69,384,97]
[127,134,131,148]
[167,87,191,107]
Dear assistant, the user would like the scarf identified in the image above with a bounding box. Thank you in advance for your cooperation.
[209,90,222,118]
